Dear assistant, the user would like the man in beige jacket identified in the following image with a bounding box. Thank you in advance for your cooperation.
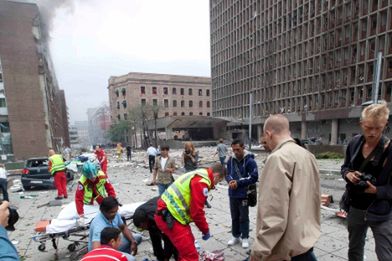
[251,114,320,261]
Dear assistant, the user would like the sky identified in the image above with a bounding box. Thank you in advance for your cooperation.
[48,0,211,123]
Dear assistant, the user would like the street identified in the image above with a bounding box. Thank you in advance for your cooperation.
[7,148,378,261]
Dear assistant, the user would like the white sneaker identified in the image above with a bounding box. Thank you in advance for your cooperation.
[242,238,249,248]
[228,237,240,246]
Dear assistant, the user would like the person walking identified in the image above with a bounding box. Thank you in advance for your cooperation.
[341,102,392,261]
[0,164,8,201]
[95,145,108,176]
[226,139,258,249]
[152,145,176,195]
[250,114,320,260]
[48,149,67,200]
[154,163,226,261]
[182,142,199,172]
[126,144,132,161]
[147,144,158,174]
[214,138,228,166]
[116,143,123,162]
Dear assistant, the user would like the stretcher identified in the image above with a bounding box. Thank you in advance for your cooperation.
[32,201,143,256]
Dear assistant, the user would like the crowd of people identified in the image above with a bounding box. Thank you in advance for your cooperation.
[1,103,392,260]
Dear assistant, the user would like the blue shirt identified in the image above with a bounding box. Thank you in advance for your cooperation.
[88,212,124,251]
[0,226,19,261]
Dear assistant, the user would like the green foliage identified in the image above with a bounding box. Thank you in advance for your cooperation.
[316,151,344,159]
[107,120,129,143]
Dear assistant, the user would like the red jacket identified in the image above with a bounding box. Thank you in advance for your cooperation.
[157,168,214,234]
[95,149,107,164]
[81,245,127,261]
[75,176,116,215]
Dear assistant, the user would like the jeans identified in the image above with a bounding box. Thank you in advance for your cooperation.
[229,197,249,239]
[347,207,392,261]
[292,248,317,261]
[157,183,171,196]
[0,178,8,201]
[148,155,156,173]
[119,233,143,261]
[219,156,226,166]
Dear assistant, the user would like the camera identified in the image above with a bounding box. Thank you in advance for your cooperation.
[356,173,376,188]
[0,201,19,231]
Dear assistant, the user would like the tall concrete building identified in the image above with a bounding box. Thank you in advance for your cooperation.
[0,0,70,160]
[87,106,111,146]
[210,0,392,144]
[108,72,212,122]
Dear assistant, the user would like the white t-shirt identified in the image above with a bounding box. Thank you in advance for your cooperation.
[160,157,168,170]
[147,147,157,156]
[0,167,7,179]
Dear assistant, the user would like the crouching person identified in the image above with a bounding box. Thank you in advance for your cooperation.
[82,227,128,261]
[133,196,178,261]
[88,197,142,261]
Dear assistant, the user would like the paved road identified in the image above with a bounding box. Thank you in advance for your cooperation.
[6,151,378,261]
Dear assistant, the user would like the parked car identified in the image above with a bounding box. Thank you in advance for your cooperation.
[21,157,74,190]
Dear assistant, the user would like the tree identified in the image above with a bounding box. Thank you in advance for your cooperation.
[107,120,129,144]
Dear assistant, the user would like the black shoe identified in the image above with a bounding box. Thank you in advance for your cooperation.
[205,201,212,208]
[55,196,63,200]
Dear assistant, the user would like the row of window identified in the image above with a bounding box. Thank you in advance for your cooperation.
[140,86,210,96]
[117,111,211,120]
[140,99,211,108]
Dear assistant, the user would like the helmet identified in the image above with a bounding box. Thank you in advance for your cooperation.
[82,161,98,179]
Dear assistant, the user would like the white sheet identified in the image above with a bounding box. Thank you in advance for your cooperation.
[45,201,144,234]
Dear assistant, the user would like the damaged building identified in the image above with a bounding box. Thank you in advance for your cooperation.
[0,0,70,160]
[210,0,392,144]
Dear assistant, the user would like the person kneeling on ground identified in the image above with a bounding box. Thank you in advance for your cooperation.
[82,227,128,261]
[133,196,178,261]
[88,196,142,261]
[75,161,116,218]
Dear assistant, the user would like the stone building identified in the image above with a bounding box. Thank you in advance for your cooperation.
[210,0,392,144]
[108,72,212,122]
[0,0,69,160]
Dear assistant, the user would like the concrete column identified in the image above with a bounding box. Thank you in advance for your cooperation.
[331,119,339,145]
[257,124,263,140]
[301,120,307,139]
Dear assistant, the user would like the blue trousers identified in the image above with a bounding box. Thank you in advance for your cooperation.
[229,197,249,239]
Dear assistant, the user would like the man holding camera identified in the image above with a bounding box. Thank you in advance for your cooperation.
[341,102,392,261]
[0,201,19,260]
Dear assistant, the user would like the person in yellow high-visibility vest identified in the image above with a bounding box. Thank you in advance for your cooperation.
[48,149,67,200]
[154,163,226,261]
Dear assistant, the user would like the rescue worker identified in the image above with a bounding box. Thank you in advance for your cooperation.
[154,163,226,261]
[95,145,108,176]
[48,149,67,200]
[75,161,116,218]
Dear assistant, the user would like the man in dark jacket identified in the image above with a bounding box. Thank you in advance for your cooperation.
[226,139,258,249]
[133,197,177,261]
[341,102,392,261]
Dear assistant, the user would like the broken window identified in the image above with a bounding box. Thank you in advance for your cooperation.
[121,88,126,96]
[141,99,146,106]
[199,101,203,107]
[189,100,193,107]
[173,100,177,107]
[181,100,185,107]
[206,89,210,96]
[163,87,168,95]
[198,89,202,96]
[140,86,145,94]
[153,99,158,106]
[189,112,193,116]
[165,112,169,117]
[152,86,157,95]
[180,88,184,95]
[181,112,185,116]
[199,112,203,116]
[164,99,169,108]
[188,88,193,95]
[207,101,210,108]
[123,113,128,120]
[115,89,119,97]
[122,100,127,108]
[172,87,177,95]
[116,101,120,109]
[207,112,210,116]
[173,112,178,116]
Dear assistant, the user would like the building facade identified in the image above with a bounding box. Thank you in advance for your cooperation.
[0,0,69,160]
[108,72,212,122]
[210,0,392,144]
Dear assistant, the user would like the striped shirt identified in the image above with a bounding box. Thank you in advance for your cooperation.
[81,245,127,261]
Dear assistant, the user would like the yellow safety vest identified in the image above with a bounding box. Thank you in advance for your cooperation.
[49,154,65,175]
[162,168,211,225]
[79,170,108,204]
